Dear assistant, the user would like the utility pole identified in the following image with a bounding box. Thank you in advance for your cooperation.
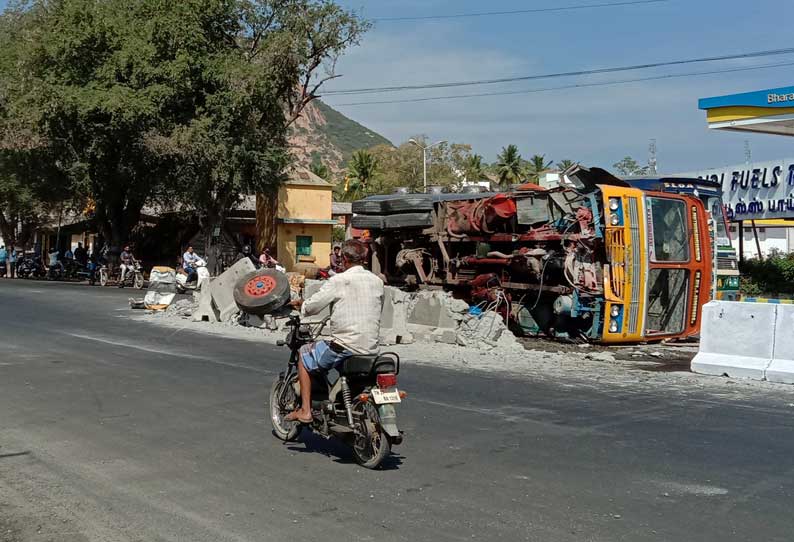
[409,138,447,191]
[648,139,657,175]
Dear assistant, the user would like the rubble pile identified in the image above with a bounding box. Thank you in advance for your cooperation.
[152,277,522,353]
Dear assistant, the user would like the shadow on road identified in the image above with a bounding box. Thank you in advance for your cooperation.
[284,430,404,470]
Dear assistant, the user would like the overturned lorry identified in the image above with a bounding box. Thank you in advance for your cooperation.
[352,167,715,344]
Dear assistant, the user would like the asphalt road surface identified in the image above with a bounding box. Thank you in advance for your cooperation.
[1,280,793,541]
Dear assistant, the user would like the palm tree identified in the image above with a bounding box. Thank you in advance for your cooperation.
[310,162,330,180]
[339,150,379,201]
[496,145,523,186]
[557,159,576,172]
[525,154,554,182]
[463,154,485,182]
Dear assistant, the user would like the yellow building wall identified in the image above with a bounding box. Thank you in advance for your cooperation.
[278,185,332,220]
[277,223,332,272]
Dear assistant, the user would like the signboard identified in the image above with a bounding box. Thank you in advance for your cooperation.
[699,85,794,111]
[674,158,794,221]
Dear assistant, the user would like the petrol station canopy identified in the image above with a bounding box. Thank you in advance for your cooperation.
[700,85,794,136]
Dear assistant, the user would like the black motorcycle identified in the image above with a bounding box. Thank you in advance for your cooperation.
[17,256,42,279]
[269,316,405,469]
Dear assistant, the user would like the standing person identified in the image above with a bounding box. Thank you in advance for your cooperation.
[285,240,384,423]
[0,245,6,278]
[329,245,343,274]
[8,245,17,278]
[119,245,134,287]
[74,242,88,267]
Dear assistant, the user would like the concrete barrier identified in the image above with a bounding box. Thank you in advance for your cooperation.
[691,301,776,380]
[766,304,794,384]
[211,258,256,321]
[193,278,220,322]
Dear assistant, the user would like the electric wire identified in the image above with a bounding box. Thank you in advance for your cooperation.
[371,0,668,22]
[328,60,794,107]
[322,48,794,96]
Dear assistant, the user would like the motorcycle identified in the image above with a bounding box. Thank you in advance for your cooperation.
[269,315,405,469]
[17,256,46,279]
[99,259,145,289]
[175,257,210,293]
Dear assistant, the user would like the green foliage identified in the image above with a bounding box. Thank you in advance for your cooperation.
[740,255,794,297]
[557,159,577,171]
[338,149,379,201]
[612,156,649,176]
[0,0,369,253]
[463,154,486,182]
[310,161,331,180]
[525,154,553,182]
[496,144,524,186]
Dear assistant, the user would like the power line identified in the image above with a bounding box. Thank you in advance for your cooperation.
[322,47,794,96]
[327,60,794,106]
[371,0,668,22]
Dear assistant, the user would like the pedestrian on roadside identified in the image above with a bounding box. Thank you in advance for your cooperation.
[0,245,7,278]
[8,245,17,278]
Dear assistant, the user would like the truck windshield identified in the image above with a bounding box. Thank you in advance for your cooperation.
[646,268,688,335]
[648,197,689,262]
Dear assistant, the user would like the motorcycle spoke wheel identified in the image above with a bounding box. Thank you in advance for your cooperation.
[351,401,391,469]
[269,379,301,442]
[134,273,144,289]
[99,270,109,287]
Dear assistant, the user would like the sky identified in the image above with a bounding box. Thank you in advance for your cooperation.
[3,0,793,172]
[326,0,794,172]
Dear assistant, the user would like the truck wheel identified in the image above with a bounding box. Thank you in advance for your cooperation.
[233,269,290,316]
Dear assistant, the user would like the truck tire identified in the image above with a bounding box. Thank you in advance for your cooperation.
[384,212,433,229]
[383,195,433,213]
[234,269,290,316]
[352,215,386,230]
[352,195,434,215]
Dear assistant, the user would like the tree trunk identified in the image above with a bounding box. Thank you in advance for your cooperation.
[0,208,16,247]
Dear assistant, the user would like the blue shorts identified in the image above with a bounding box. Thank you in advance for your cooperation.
[300,340,351,373]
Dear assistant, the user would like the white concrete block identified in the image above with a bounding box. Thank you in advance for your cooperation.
[211,258,256,321]
[691,301,776,381]
[767,303,794,384]
[193,278,220,322]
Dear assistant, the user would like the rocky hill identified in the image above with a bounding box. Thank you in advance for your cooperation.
[289,99,392,174]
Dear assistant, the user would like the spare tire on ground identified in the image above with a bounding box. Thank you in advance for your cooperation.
[233,269,291,316]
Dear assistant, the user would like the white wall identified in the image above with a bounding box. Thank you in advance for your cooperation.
[728,225,794,259]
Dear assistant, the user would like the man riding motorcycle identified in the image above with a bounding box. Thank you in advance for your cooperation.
[119,245,135,287]
[285,239,384,423]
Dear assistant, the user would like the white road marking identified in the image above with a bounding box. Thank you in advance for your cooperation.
[62,332,273,374]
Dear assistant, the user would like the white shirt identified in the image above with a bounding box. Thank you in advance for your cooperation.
[301,265,384,354]
[183,251,200,269]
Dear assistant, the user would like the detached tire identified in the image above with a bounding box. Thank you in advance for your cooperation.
[233,269,290,316]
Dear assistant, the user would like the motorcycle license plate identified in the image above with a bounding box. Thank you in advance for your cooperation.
[371,388,401,404]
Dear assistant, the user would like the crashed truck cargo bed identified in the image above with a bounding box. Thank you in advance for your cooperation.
[354,165,716,344]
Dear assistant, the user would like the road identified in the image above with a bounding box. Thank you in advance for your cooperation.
[1,280,793,541]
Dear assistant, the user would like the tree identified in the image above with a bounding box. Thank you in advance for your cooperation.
[310,162,331,180]
[463,154,486,183]
[0,0,369,257]
[613,156,649,176]
[338,149,379,201]
[557,159,577,171]
[525,154,553,182]
[496,145,524,186]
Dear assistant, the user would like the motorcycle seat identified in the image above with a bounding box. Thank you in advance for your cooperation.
[339,354,398,377]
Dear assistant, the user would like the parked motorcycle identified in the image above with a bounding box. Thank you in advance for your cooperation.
[17,256,46,279]
[269,315,404,469]
[99,259,144,289]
